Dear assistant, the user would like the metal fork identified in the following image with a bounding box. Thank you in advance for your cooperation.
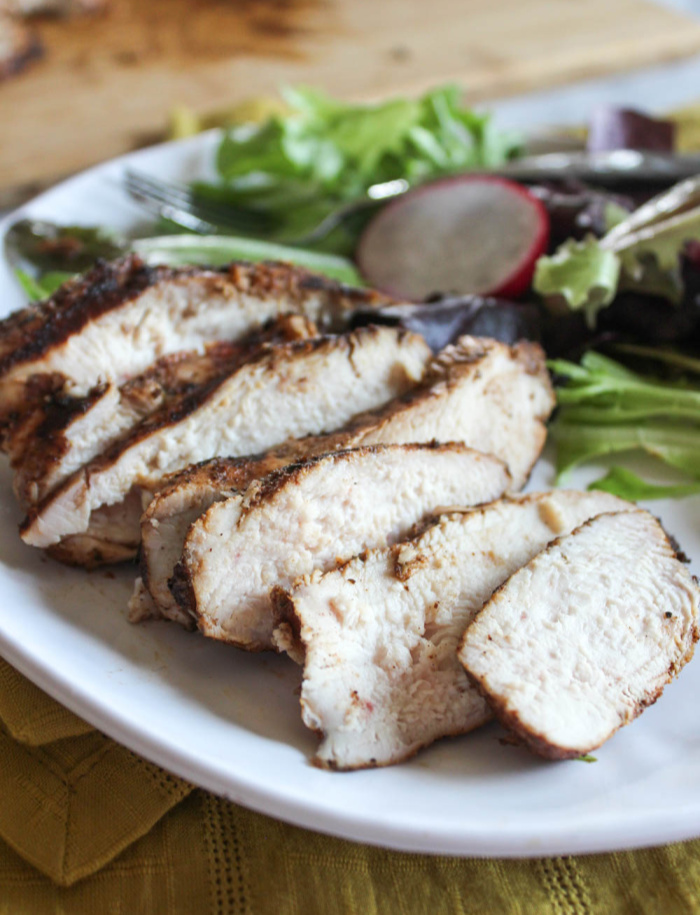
[123,170,275,236]
[124,169,407,244]
[124,151,700,244]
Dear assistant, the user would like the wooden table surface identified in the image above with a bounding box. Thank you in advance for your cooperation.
[2,0,700,201]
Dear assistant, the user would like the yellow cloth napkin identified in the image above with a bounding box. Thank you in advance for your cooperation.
[2,656,700,914]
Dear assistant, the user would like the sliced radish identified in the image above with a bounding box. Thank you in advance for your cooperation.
[356,175,550,301]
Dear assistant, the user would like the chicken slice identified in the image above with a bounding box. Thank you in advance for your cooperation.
[20,326,430,557]
[176,443,511,650]
[133,335,555,623]
[459,510,700,760]
[0,256,394,434]
[9,314,316,508]
[272,490,632,770]
[130,453,293,626]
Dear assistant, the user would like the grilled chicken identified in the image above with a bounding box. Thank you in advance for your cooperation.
[20,326,431,558]
[47,495,145,566]
[0,256,394,435]
[175,443,511,650]
[9,314,317,509]
[272,490,631,770]
[129,452,295,626]
[132,335,555,622]
[460,510,700,760]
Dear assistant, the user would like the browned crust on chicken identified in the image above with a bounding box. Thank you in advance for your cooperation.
[481,679,672,762]
[146,452,291,619]
[148,335,553,501]
[21,325,429,555]
[249,440,478,514]
[0,255,390,378]
[313,337,552,480]
[269,586,304,661]
[16,332,349,535]
[10,313,317,508]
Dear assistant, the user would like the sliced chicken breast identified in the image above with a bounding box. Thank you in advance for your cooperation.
[133,335,554,623]
[129,452,294,626]
[20,326,430,555]
[307,335,552,492]
[0,256,393,433]
[176,443,511,650]
[9,314,316,508]
[460,510,700,760]
[272,490,632,770]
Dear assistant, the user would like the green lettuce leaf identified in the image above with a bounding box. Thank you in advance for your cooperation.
[535,176,700,323]
[14,269,50,302]
[14,269,73,302]
[589,466,700,501]
[611,343,700,376]
[533,238,621,327]
[550,350,700,484]
[552,420,700,479]
[132,234,363,286]
[205,84,521,253]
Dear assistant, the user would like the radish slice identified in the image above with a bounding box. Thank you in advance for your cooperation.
[356,175,550,301]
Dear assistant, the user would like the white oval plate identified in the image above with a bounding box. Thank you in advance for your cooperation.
[1,134,700,858]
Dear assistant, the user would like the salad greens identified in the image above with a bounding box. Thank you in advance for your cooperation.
[9,222,363,302]
[132,235,363,285]
[549,351,700,492]
[533,237,620,327]
[196,85,521,253]
[14,269,54,302]
[534,176,700,326]
[589,466,700,501]
[14,269,73,301]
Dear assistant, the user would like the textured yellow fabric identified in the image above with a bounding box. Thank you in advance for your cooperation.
[0,659,92,745]
[3,656,700,914]
[0,725,192,885]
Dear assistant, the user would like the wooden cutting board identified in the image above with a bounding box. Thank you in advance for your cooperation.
[2,0,700,201]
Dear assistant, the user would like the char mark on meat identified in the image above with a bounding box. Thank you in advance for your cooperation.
[9,313,317,510]
[0,255,397,436]
[20,326,431,561]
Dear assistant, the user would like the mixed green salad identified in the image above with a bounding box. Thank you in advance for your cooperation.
[6,85,700,502]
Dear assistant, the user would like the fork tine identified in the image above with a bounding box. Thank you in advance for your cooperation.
[126,171,218,214]
[126,189,224,235]
[124,169,272,235]
[124,170,245,229]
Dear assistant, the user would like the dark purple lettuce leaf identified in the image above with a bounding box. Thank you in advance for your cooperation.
[587,107,675,153]
[528,182,635,250]
[542,256,700,359]
[351,295,542,352]
[598,257,700,346]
